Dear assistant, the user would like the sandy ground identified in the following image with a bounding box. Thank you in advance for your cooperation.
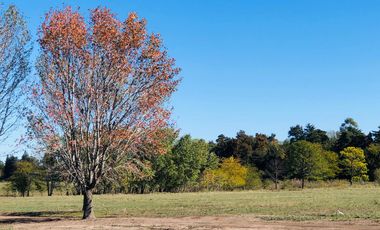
[1,215,380,230]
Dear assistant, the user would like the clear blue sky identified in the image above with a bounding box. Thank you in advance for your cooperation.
[1,0,380,159]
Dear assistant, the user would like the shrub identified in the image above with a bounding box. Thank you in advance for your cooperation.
[10,161,43,197]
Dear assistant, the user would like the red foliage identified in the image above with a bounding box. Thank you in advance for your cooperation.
[30,7,180,192]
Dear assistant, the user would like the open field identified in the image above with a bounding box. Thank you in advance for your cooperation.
[1,187,380,229]
[2,187,380,220]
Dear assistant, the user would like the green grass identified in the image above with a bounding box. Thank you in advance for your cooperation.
[1,188,380,221]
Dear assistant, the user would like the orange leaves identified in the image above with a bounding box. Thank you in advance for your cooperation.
[33,6,180,181]
[40,7,87,56]
[91,7,121,50]
[122,12,146,49]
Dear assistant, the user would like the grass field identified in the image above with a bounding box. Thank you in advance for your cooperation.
[1,187,380,221]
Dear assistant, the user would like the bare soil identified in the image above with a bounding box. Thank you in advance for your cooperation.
[1,215,380,230]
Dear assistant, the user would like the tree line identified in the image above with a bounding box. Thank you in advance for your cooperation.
[2,117,379,194]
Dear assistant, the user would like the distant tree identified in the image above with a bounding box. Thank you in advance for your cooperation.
[250,133,272,169]
[213,134,235,158]
[234,132,280,172]
[374,168,380,184]
[288,124,329,145]
[41,153,62,196]
[286,141,338,188]
[304,124,329,144]
[234,131,255,165]
[213,132,287,188]
[371,126,380,144]
[339,147,368,184]
[334,118,369,152]
[245,166,262,189]
[204,151,219,171]
[123,163,155,194]
[0,160,4,178]
[263,137,286,189]
[212,157,248,189]
[153,154,177,192]
[10,160,42,196]
[326,150,340,177]
[154,135,210,192]
[95,128,179,194]
[172,135,210,183]
[325,131,339,150]
[288,125,305,142]
[234,132,286,189]
[0,5,31,140]
[21,152,39,165]
[365,144,380,181]
[2,155,17,180]
[202,157,248,190]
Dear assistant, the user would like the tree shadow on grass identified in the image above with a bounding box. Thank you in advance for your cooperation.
[0,211,79,224]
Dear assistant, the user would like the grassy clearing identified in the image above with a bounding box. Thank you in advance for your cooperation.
[1,188,380,221]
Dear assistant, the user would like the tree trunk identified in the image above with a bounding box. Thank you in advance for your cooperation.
[350,168,353,186]
[49,184,54,196]
[301,178,305,189]
[47,181,54,196]
[274,171,278,190]
[47,181,50,196]
[275,179,278,190]
[82,189,95,219]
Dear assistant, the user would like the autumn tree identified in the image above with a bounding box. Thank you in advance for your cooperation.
[339,147,368,184]
[29,7,179,219]
[0,5,31,139]
[202,157,248,190]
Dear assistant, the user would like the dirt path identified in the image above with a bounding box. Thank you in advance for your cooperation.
[1,215,380,229]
